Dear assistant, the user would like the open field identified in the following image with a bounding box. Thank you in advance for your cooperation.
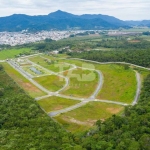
[59,59,137,103]
[60,68,99,98]
[33,75,65,92]
[0,48,32,60]
[96,64,137,104]
[37,96,80,113]
[29,56,71,72]
[55,101,124,133]
[1,63,46,97]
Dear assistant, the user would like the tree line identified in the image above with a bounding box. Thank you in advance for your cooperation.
[68,49,150,68]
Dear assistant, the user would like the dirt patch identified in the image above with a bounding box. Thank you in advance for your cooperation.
[106,107,122,114]
[62,116,95,126]
[54,105,63,111]
[21,82,41,92]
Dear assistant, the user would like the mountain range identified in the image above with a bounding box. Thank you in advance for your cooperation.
[0,10,149,32]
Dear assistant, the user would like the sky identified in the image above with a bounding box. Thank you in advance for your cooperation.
[0,0,150,20]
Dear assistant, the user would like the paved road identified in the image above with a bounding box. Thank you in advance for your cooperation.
[8,60,53,95]
[27,59,70,93]
[132,71,141,105]
[71,58,150,71]
[0,60,6,62]
[48,65,104,117]
[88,70,103,99]
[94,99,128,106]
[49,101,89,117]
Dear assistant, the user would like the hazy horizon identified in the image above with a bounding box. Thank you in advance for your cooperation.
[0,0,150,21]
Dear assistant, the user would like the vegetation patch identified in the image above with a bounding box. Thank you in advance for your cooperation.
[60,68,99,98]
[0,68,78,149]
[38,96,80,113]
[96,64,137,104]
[33,75,65,92]
[0,48,32,60]
[55,102,124,132]
[29,55,72,72]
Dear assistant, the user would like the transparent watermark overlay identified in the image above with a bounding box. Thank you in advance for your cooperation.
[55,63,96,82]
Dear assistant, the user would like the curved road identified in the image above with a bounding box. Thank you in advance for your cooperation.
[71,58,150,71]
[7,55,145,118]
[132,71,141,105]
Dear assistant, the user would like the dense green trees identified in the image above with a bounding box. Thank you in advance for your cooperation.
[0,69,80,149]
[69,49,150,67]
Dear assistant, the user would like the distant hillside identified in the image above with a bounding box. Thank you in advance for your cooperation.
[126,20,150,27]
[0,10,129,32]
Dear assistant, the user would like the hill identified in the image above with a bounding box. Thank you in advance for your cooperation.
[126,20,150,27]
[0,10,129,31]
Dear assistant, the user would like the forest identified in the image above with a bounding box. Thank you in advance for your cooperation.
[0,65,82,150]
[33,35,150,52]
[68,49,150,68]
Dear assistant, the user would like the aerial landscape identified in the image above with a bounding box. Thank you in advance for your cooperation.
[0,0,150,150]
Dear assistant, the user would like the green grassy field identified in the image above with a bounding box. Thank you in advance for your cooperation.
[33,75,65,92]
[96,64,137,104]
[38,96,80,113]
[29,56,71,72]
[1,63,46,97]
[0,48,32,60]
[59,59,137,103]
[60,68,99,98]
[55,102,124,133]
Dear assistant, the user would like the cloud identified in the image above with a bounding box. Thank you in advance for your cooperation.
[0,0,150,20]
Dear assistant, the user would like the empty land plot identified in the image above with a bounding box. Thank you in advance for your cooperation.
[1,63,46,97]
[38,96,80,113]
[55,102,124,132]
[60,68,99,98]
[22,65,50,77]
[0,48,32,60]
[95,64,137,104]
[33,75,65,92]
[29,56,71,72]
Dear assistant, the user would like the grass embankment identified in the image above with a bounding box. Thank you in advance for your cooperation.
[0,48,32,60]
[38,96,80,113]
[55,102,124,133]
[33,75,65,92]
[61,68,99,98]
[60,59,137,103]
[29,56,71,72]
[1,63,45,98]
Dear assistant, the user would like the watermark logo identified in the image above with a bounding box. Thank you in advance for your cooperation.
[55,63,96,82]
